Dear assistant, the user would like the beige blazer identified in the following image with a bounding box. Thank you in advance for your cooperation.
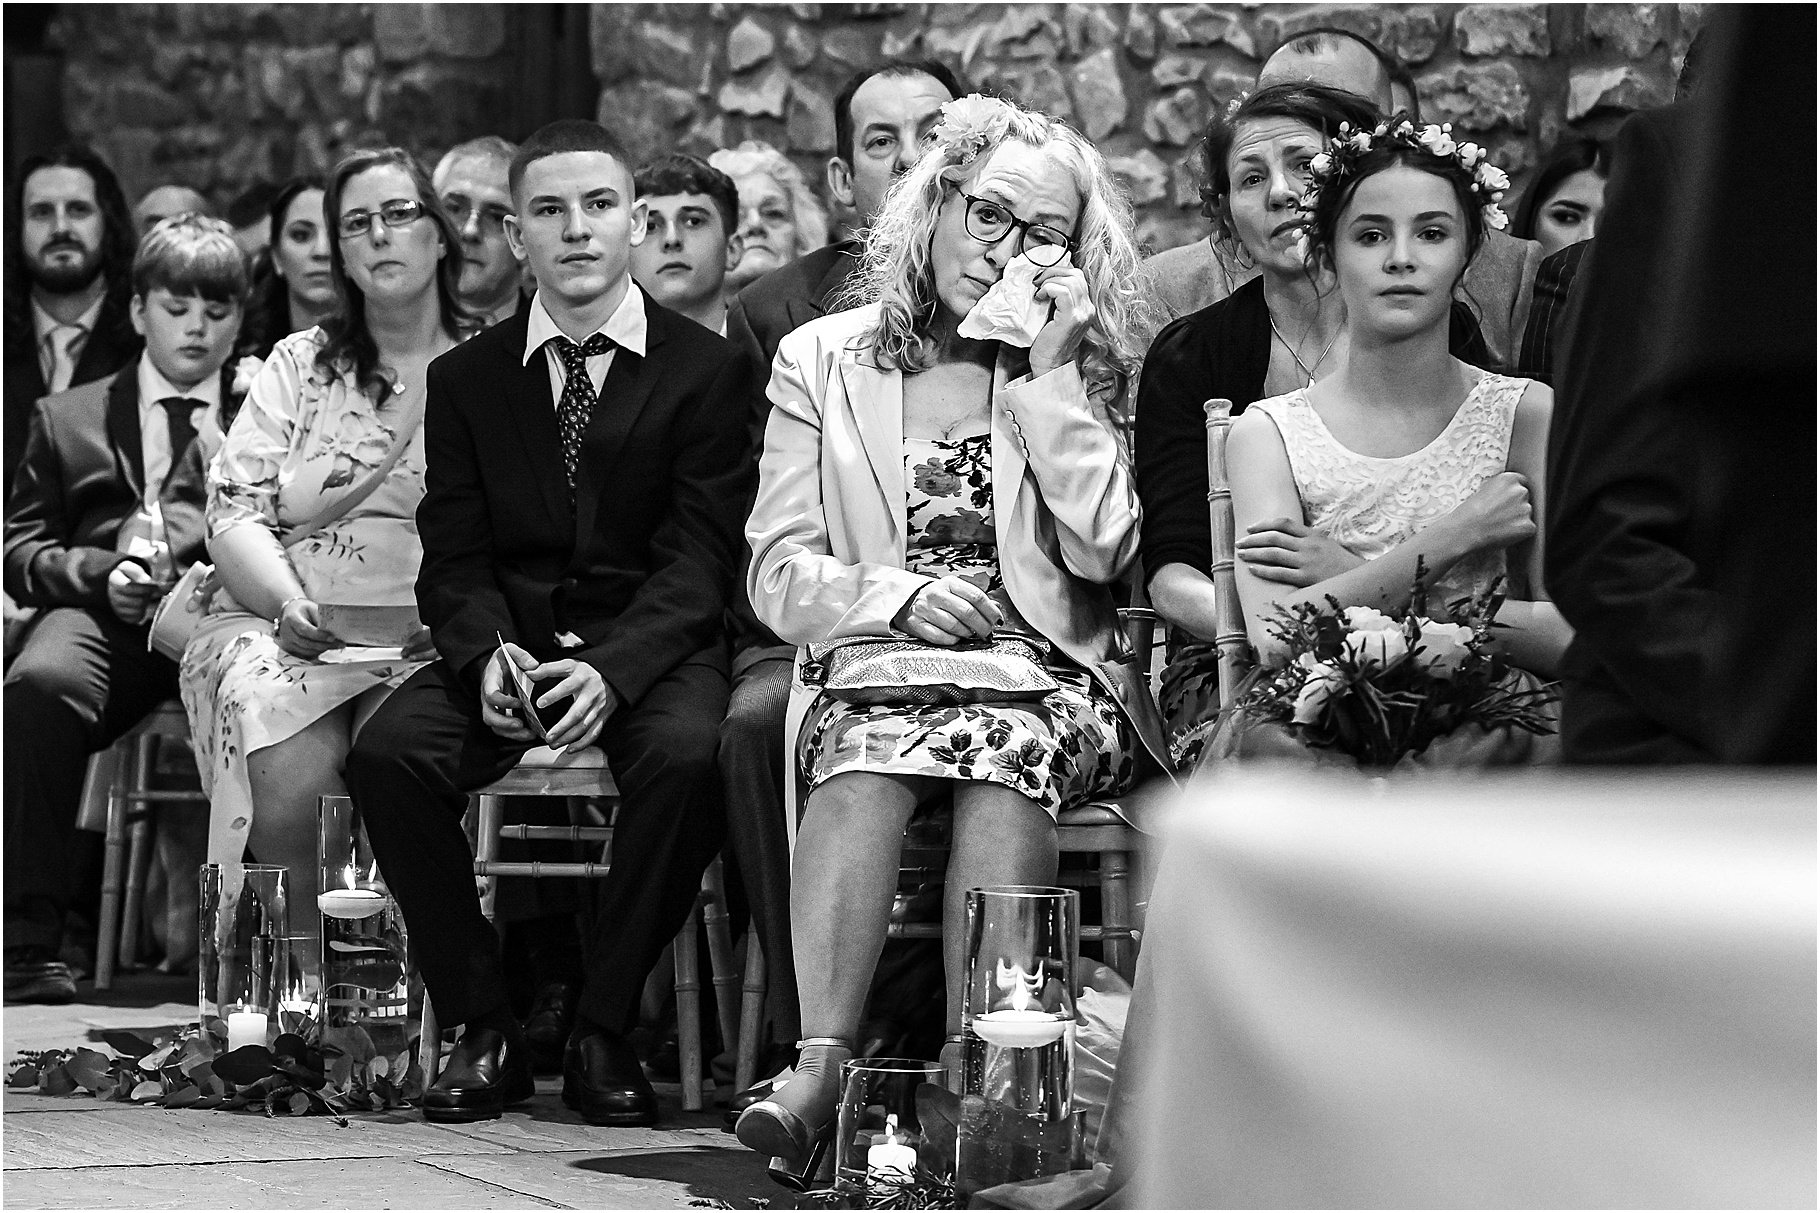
[746,304,1172,827]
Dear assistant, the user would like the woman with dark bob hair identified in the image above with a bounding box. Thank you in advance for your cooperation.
[1510,134,1610,260]
[1135,84,1494,768]
[1215,118,1571,766]
[181,147,471,973]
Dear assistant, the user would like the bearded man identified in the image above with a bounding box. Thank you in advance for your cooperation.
[5,146,142,490]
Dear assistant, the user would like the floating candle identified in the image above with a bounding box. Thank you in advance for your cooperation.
[317,888,386,919]
[973,1008,1069,1049]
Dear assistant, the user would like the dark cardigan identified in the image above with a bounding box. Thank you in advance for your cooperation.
[1134,276,1495,580]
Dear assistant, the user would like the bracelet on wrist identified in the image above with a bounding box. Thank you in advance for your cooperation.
[273,595,307,632]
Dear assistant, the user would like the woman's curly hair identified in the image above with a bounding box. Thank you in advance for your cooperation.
[833,93,1150,397]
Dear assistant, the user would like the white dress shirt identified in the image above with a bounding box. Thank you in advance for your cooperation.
[520,281,649,407]
[32,294,106,392]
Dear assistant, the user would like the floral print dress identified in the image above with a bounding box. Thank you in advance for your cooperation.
[179,328,434,867]
[797,435,1138,817]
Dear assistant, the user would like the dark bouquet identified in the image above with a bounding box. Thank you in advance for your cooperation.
[1225,568,1557,767]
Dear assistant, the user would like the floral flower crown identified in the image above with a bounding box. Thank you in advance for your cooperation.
[1302,118,1512,231]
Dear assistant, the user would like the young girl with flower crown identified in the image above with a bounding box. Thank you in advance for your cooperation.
[1222,119,1572,762]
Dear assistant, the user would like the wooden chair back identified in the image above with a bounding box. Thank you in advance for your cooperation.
[1202,398,1252,708]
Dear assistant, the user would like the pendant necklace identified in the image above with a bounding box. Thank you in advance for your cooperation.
[1267,308,1343,388]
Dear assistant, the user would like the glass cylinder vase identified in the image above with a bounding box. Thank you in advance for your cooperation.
[833,1057,948,1202]
[956,885,1082,1196]
[198,863,289,1051]
[317,795,414,1060]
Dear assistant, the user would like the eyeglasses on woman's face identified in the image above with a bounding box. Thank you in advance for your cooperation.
[336,198,427,240]
[958,191,1075,267]
[953,190,1077,265]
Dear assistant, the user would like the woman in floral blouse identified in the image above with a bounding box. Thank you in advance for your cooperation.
[181,147,468,966]
[736,94,1170,1176]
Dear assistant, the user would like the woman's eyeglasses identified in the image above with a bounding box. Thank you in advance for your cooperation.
[958,192,1075,267]
[336,199,427,240]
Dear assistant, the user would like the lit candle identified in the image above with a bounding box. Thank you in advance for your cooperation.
[317,888,385,919]
[866,1114,917,1184]
[973,958,1069,1048]
[226,1009,268,1052]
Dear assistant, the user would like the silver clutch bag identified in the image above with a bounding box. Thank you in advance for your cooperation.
[801,634,1060,707]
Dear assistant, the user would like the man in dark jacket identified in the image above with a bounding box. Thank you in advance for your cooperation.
[4,215,248,1002]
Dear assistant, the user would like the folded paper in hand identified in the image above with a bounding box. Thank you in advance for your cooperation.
[495,631,551,743]
[956,255,1049,347]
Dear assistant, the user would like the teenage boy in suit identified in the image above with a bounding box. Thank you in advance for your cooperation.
[4,214,248,1002]
[345,120,758,1126]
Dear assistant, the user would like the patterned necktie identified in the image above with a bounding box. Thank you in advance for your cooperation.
[157,397,202,490]
[553,333,615,504]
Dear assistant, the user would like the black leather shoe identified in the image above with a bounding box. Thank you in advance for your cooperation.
[523,981,579,1075]
[722,1044,799,1129]
[4,946,76,1005]
[421,1026,535,1124]
[562,1028,659,1126]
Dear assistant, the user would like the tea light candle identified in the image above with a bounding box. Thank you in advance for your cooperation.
[973,1009,1068,1049]
[317,888,385,919]
[226,1010,268,1052]
[867,1114,916,1183]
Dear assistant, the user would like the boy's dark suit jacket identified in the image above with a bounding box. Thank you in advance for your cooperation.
[4,364,213,609]
[3,291,142,493]
[417,292,759,705]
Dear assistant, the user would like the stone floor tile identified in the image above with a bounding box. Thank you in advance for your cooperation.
[1,1157,559,1209]
[3,1108,514,1169]
[422,1146,782,1209]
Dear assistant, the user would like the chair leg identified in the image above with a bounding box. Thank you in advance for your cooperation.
[734,937,767,1095]
[475,794,504,923]
[419,995,441,1088]
[95,791,129,991]
[117,731,161,969]
[700,859,741,1062]
[673,898,705,1112]
[1101,848,1133,983]
[118,813,155,971]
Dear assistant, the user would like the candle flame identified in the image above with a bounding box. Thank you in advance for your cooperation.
[994,958,1044,1012]
[884,1112,899,1144]
[342,862,358,891]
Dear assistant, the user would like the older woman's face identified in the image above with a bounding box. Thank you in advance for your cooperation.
[1224,115,1325,277]
[336,164,446,310]
[727,170,797,290]
[931,141,1082,324]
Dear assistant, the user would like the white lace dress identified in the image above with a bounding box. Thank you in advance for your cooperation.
[1208,370,1558,770]
[1250,371,1527,612]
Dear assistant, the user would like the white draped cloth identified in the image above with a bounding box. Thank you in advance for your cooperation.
[1112,767,1815,1209]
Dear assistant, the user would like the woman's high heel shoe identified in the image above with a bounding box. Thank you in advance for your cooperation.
[762,1122,836,1192]
[734,1036,851,1186]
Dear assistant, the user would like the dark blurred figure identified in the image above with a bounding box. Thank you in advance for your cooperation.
[132,184,213,235]
[225,181,282,260]
[4,145,142,489]
[1545,7,1816,763]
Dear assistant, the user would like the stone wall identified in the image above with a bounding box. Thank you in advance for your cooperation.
[48,3,1700,253]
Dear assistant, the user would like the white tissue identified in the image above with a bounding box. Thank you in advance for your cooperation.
[956,254,1050,347]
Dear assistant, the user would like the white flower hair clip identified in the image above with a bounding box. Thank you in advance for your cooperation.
[929,95,1014,168]
[1302,120,1512,231]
